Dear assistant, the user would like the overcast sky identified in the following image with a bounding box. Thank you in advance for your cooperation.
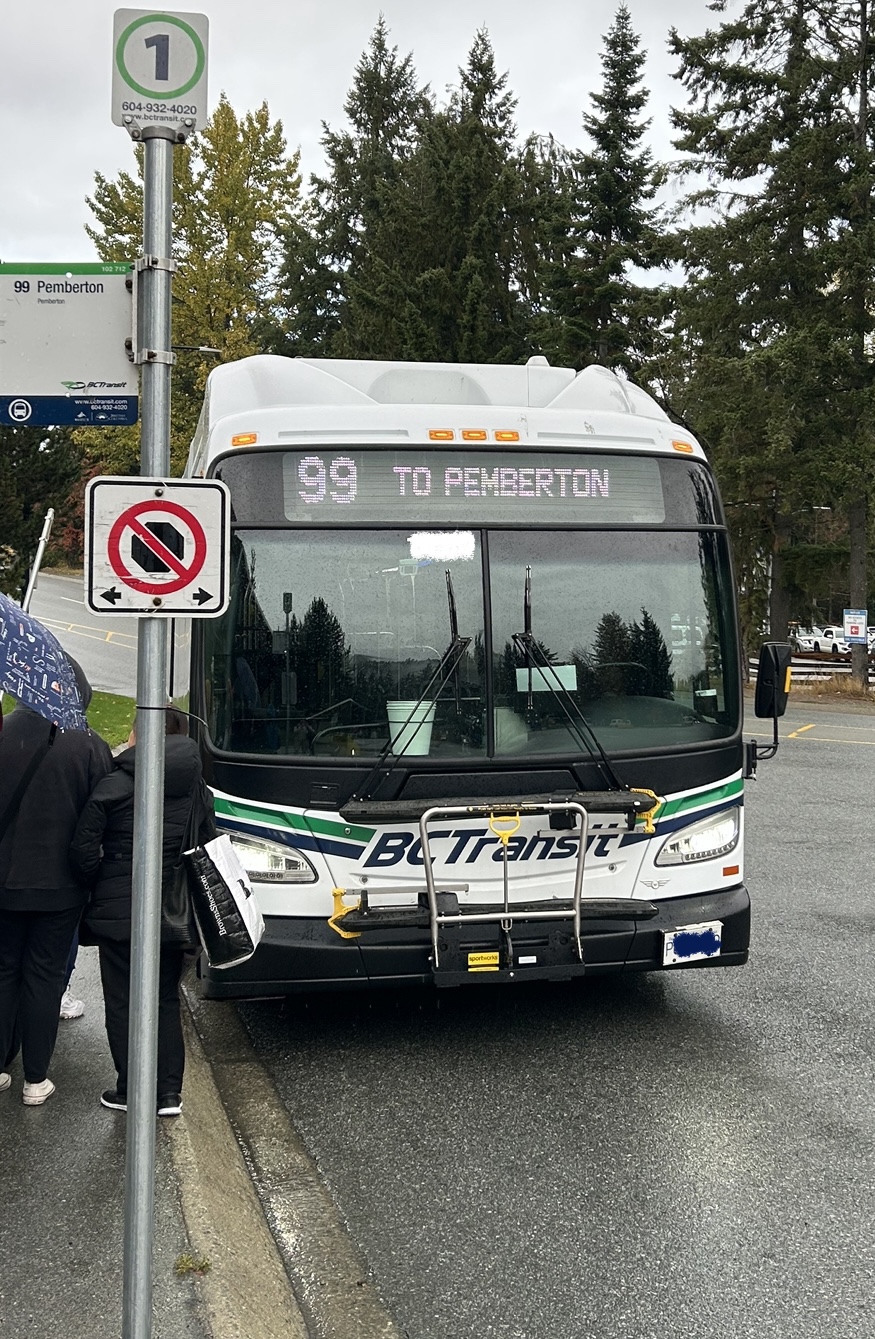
[1,0,720,263]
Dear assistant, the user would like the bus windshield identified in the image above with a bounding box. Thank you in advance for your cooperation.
[203,526,739,759]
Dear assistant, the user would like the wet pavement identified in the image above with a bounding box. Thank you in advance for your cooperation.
[0,948,206,1339]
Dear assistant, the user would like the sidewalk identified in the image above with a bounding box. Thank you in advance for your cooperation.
[0,946,307,1339]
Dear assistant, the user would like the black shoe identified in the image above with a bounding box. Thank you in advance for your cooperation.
[101,1089,127,1112]
[157,1093,182,1117]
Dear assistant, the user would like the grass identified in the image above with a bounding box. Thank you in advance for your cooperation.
[789,676,873,701]
[174,1252,212,1278]
[42,564,83,578]
[1,689,135,748]
[86,691,136,747]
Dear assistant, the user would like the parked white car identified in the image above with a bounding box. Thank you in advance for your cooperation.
[812,625,849,654]
[792,627,823,652]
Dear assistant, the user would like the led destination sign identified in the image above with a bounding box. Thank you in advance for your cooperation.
[279,450,665,523]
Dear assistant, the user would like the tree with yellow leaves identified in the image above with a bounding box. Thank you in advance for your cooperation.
[81,95,302,475]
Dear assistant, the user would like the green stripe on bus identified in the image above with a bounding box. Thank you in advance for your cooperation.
[659,777,743,819]
[213,796,374,844]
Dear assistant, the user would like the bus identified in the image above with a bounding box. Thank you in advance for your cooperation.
[181,353,789,996]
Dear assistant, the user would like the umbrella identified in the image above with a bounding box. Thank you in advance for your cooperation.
[0,591,88,731]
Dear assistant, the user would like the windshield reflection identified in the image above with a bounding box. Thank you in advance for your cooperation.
[202,528,738,758]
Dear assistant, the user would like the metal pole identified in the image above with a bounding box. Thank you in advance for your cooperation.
[21,508,55,612]
[123,127,175,1339]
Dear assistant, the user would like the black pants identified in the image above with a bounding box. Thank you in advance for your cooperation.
[97,939,186,1097]
[0,905,82,1083]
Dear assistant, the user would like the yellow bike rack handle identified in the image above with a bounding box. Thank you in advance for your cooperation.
[489,811,521,846]
[328,887,362,940]
[629,788,661,835]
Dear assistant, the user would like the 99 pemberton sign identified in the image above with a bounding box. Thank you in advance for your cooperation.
[0,262,136,427]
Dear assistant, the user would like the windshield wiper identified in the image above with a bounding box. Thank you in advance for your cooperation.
[512,566,628,793]
[353,570,471,802]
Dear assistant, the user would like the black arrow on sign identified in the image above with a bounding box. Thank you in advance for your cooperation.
[192,588,213,605]
[101,587,122,605]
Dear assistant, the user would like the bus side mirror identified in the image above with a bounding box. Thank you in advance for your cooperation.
[754,642,792,719]
[746,642,792,776]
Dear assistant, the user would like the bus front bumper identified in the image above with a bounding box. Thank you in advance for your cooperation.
[198,883,750,997]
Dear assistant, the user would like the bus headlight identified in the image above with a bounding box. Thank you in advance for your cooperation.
[225,831,317,883]
[655,806,740,866]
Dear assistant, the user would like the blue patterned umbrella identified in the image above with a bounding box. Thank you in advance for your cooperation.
[0,591,88,731]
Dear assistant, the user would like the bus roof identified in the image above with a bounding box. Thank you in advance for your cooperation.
[187,354,700,475]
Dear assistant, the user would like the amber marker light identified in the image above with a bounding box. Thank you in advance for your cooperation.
[494,430,520,442]
[461,429,488,441]
[723,865,740,877]
[429,429,455,441]
[672,440,694,454]
[231,432,258,446]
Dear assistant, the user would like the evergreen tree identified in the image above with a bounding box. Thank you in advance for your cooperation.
[668,0,875,666]
[298,596,349,715]
[538,5,664,372]
[0,427,82,596]
[393,30,533,363]
[83,96,301,476]
[274,18,429,357]
[277,25,540,364]
[592,611,632,694]
[628,608,673,696]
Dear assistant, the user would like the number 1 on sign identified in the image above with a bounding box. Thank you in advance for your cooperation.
[144,33,169,81]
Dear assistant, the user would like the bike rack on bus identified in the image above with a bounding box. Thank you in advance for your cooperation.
[418,799,589,972]
[331,791,662,984]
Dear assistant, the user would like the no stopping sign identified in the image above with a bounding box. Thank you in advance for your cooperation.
[107,499,207,594]
[85,477,230,615]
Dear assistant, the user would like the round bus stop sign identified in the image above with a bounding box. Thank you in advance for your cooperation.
[112,9,209,134]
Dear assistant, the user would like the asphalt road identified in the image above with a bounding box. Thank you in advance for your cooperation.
[230,701,875,1339]
[27,572,138,697]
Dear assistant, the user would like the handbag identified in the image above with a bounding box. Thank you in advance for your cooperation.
[183,832,264,968]
[163,790,200,947]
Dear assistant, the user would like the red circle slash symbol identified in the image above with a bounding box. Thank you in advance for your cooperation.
[107,500,208,595]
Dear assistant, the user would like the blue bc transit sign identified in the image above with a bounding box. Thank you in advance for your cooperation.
[0,263,137,428]
[0,395,137,427]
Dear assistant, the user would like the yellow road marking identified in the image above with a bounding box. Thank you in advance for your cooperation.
[40,617,137,649]
[787,723,816,738]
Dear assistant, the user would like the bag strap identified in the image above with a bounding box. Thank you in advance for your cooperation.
[0,723,57,839]
[177,784,202,860]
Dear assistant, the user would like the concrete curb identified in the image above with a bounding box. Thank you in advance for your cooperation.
[165,995,310,1339]
[184,990,403,1339]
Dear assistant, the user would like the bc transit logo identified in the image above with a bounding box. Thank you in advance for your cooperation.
[362,826,626,868]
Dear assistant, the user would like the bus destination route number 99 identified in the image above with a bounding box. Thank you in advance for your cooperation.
[282,449,666,524]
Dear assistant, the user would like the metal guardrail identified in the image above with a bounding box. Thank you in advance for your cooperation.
[749,653,872,683]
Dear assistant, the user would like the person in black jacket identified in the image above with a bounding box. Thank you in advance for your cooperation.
[70,707,216,1117]
[0,662,113,1105]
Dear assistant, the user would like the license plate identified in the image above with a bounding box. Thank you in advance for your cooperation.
[663,920,723,966]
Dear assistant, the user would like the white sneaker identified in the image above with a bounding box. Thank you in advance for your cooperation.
[60,989,85,1019]
[0,1072,10,1092]
[22,1078,55,1106]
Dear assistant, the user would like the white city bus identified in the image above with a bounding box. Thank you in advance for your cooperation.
[181,354,787,996]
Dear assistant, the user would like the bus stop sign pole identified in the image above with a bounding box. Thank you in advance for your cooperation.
[112,11,209,1338]
[123,123,174,1339]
